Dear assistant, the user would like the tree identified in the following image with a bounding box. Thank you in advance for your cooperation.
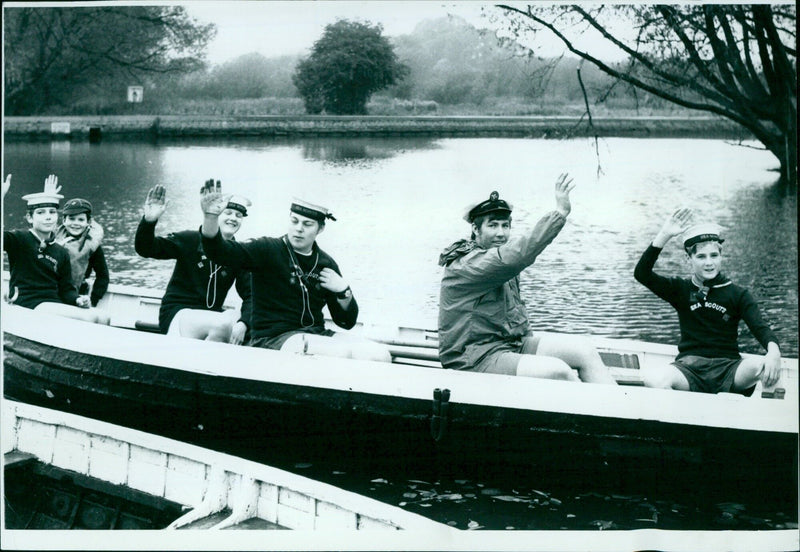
[495,4,797,188]
[293,19,408,114]
[4,6,216,114]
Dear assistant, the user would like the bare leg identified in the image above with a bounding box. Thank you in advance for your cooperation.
[641,363,691,390]
[535,334,617,384]
[515,354,580,381]
[166,309,235,342]
[281,333,353,359]
[34,302,110,325]
[331,332,392,362]
[732,357,765,392]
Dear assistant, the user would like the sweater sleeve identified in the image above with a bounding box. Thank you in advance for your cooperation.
[87,246,110,306]
[235,270,253,329]
[3,230,19,253]
[201,231,270,271]
[57,253,80,306]
[739,289,779,351]
[134,217,181,259]
[633,245,683,306]
[455,211,566,287]
[324,262,358,330]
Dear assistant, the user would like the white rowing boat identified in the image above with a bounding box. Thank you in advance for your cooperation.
[3,399,452,531]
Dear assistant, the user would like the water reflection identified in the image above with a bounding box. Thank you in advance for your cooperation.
[300,136,439,162]
[3,137,797,357]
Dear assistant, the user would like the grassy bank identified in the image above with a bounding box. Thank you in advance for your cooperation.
[28,95,701,118]
[3,111,753,141]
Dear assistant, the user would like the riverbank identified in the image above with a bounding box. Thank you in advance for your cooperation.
[3,114,752,140]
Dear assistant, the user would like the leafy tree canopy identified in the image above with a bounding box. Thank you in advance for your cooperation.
[293,19,408,114]
[495,4,797,187]
[4,6,216,114]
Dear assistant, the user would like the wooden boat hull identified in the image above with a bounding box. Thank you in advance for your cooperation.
[3,400,451,532]
[4,305,797,498]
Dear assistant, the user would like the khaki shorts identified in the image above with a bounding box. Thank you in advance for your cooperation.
[473,335,542,375]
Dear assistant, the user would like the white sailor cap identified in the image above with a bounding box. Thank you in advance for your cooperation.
[22,191,63,209]
[226,195,252,217]
[682,223,725,249]
[290,198,336,222]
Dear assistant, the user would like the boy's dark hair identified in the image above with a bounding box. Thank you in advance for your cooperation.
[471,213,512,240]
[64,211,92,222]
[685,241,722,256]
[26,206,57,217]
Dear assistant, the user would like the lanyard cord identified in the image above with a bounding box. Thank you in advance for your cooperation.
[206,261,221,308]
[284,236,319,328]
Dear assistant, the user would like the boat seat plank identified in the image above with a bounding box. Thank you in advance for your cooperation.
[134,321,161,333]
[599,351,641,370]
[4,451,37,470]
[225,517,286,530]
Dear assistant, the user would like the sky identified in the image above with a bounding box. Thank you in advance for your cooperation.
[183,1,505,64]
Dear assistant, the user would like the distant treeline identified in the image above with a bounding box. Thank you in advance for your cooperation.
[68,16,683,116]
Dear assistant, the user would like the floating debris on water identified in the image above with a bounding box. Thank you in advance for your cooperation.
[494,495,531,503]
[293,462,312,469]
[467,520,483,530]
[370,478,388,484]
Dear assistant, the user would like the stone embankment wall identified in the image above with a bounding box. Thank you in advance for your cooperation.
[4,115,752,140]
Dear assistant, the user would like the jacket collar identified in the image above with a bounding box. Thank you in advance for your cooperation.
[438,239,477,267]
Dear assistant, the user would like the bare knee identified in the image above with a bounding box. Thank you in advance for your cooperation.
[205,316,234,342]
[517,356,580,382]
[642,366,685,390]
[93,310,111,325]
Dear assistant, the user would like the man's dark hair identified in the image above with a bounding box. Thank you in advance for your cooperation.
[471,213,511,240]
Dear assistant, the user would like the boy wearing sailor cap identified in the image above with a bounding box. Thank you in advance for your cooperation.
[437,174,616,384]
[2,174,108,324]
[134,181,253,343]
[634,208,782,394]
[200,188,390,362]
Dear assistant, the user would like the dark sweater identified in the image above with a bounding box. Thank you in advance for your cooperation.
[135,218,253,333]
[3,229,79,309]
[201,232,358,340]
[634,244,778,359]
[81,246,109,307]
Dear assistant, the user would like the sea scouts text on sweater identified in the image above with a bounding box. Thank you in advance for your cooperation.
[38,252,58,270]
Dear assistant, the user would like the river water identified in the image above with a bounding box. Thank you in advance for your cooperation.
[3,136,798,531]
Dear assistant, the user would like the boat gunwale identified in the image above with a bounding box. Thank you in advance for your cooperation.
[4,305,798,435]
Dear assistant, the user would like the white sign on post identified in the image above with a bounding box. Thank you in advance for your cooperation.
[127,86,143,103]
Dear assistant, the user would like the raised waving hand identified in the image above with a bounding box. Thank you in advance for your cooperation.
[143,185,169,222]
[200,178,230,217]
[43,174,62,196]
[553,173,575,218]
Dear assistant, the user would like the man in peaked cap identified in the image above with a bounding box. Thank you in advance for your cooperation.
[135,180,253,343]
[2,174,108,324]
[437,174,617,384]
[634,208,782,394]
[200,188,391,362]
